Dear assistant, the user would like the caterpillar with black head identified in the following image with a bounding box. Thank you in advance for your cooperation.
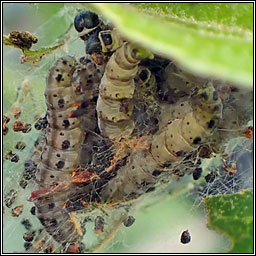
[93,29,152,139]
[31,56,85,246]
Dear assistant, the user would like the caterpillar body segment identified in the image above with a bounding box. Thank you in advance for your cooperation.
[44,126,83,151]
[33,56,85,245]
[99,71,135,100]
[96,42,152,139]
[97,97,133,121]
[97,118,135,141]
[190,83,223,129]
[151,82,223,166]
[162,62,194,96]
[46,56,77,89]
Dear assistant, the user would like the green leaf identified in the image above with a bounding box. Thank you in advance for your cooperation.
[205,189,253,253]
[88,3,253,87]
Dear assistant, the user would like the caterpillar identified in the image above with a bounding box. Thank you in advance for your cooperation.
[96,40,153,140]
[85,26,158,138]
[151,82,223,166]
[32,56,85,245]
[100,81,223,200]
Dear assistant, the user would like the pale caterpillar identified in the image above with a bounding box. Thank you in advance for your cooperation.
[96,40,152,140]
[151,82,223,165]
[29,53,107,249]
[84,27,157,140]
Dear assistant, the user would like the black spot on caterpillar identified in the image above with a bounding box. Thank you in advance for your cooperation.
[96,34,153,139]
[33,56,85,245]
[123,216,135,227]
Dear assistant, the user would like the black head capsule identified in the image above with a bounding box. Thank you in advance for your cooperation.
[100,30,113,46]
[139,69,150,82]
[74,10,100,39]
[98,29,121,53]
[86,32,102,54]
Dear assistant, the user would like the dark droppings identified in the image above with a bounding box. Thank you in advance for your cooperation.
[180,230,191,244]
[123,216,135,227]
[205,171,217,183]
[94,216,105,233]
[30,206,36,215]
[15,141,26,150]
[21,219,32,230]
[24,242,33,251]
[34,115,48,130]
[192,168,202,180]
[23,230,36,242]
[23,159,37,180]
[5,151,19,163]
[4,189,18,208]
[19,178,28,189]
